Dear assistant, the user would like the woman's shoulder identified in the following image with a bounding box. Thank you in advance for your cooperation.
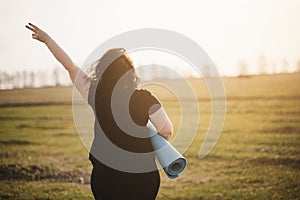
[133,88,156,98]
[134,88,151,94]
[132,88,161,104]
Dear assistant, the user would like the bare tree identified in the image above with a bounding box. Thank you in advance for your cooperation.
[52,68,60,86]
[22,70,30,88]
[201,64,212,77]
[269,62,277,74]
[257,54,267,74]
[237,59,248,76]
[0,72,3,89]
[281,59,289,73]
[0,72,2,89]
[296,60,300,73]
[14,71,22,88]
[0,72,11,89]
[152,63,159,80]
[29,71,35,88]
[36,70,47,87]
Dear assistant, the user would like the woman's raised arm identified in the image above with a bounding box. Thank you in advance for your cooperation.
[25,23,90,100]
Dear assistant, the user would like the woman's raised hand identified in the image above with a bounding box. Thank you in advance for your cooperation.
[25,23,51,43]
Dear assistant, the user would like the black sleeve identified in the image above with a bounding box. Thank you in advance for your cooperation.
[143,90,162,115]
[129,89,162,126]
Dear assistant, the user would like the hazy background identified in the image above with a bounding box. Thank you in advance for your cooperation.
[1,0,300,88]
[0,1,300,199]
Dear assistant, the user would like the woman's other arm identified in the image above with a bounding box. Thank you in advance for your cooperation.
[25,23,90,100]
[149,107,173,140]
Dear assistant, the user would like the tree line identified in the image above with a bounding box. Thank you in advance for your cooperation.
[1,57,299,90]
[0,68,70,90]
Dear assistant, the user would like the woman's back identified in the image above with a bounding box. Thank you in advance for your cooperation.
[88,82,161,200]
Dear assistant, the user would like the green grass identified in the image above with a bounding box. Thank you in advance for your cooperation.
[0,74,299,199]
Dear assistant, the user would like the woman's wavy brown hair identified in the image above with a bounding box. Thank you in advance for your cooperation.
[89,48,139,100]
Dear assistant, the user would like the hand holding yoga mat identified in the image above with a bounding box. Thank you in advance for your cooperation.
[148,122,187,179]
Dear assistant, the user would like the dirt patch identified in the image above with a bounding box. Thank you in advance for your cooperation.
[16,123,63,130]
[0,164,90,184]
[0,140,37,145]
[0,102,71,108]
[52,132,74,137]
[259,125,300,134]
[249,157,300,170]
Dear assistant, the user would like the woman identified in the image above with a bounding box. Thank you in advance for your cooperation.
[26,23,173,200]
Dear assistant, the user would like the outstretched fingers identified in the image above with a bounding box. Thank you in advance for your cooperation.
[29,23,39,30]
[25,23,50,43]
[25,23,39,40]
[25,24,36,32]
[25,23,40,33]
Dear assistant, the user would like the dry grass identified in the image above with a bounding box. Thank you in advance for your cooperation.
[0,73,299,199]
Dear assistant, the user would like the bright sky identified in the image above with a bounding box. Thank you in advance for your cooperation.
[1,0,300,76]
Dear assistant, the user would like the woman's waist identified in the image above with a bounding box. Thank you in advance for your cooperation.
[89,152,158,174]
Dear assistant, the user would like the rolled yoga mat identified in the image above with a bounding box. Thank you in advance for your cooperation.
[148,122,187,179]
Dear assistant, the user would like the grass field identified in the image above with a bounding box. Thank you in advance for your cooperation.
[0,73,299,199]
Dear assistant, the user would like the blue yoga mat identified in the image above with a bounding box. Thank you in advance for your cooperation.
[148,122,187,179]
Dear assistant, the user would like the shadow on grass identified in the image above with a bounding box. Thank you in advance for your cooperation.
[16,123,64,130]
[249,157,300,170]
[0,102,70,108]
[0,116,67,121]
[259,125,300,134]
[0,140,37,145]
[0,164,90,184]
